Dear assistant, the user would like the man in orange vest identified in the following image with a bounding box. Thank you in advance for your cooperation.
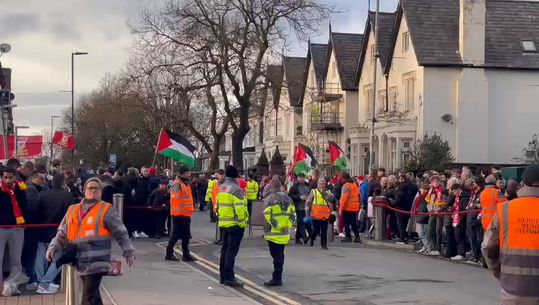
[339,173,361,243]
[479,175,506,230]
[482,165,539,305]
[165,166,197,262]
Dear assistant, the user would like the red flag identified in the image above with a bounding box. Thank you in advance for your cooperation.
[52,131,74,151]
[0,135,42,159]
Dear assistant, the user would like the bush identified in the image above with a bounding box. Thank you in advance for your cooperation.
[403,133,454,173]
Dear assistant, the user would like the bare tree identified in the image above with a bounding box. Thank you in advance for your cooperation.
[132,0,332,169]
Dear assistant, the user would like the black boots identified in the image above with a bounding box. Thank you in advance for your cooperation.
[264,280,283,287]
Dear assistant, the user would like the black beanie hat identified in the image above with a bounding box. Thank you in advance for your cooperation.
[225,165,238,178]
[179,166,189,175]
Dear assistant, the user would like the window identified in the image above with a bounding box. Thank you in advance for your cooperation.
[378,90,387,112]
[365,87,374,116]
[296,125,303,136]
[351,144,359,176]
[402,32,410,53]
[402,140,412,165]
[371,44,376,64]
[362,146,370,175]
[522,40,537,53]
[404,76,415,112]
[390,139,397,172]
[389,87,398,111]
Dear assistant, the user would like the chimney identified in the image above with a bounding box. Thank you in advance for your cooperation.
[459,0,486,65]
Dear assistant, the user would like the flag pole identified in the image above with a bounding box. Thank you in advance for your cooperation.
[152,128,164,168]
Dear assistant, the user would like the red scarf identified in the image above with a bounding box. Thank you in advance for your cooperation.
[412,193,426,213]
[452,195,460,227]
[426,185,443,206]
[1,181,25,225]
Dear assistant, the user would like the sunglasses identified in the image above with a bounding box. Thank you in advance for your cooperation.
[86,187,101,191]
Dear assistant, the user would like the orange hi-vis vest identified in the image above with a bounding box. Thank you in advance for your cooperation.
[66,201,111,242]
[170,179,194,217]
[340,182,360,212]
[212,181,219,213]
[497,197,539,297]
[480,186,505,230]
[310,189,331,220]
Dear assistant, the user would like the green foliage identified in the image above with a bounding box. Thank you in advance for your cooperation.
[403,133,454,173]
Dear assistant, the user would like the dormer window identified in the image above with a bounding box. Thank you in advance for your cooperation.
[521,40,537,53]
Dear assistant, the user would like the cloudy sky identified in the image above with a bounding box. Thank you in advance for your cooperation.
[1,0,397,135]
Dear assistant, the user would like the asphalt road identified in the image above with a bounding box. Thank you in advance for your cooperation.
[187,210,501,305]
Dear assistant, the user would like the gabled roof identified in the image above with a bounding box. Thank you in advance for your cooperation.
[267,64,283,109]
[300,42,329,105]
[400,0,461,66]
[355,11,398,84]
[327,32,364,90]
[485,0,539,69]
[282,56,307,107]
[397,0,539,69]
[310,43,329,87]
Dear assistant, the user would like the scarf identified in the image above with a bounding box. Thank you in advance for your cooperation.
[412,193,426,213]
[1,181,25,225]
[452,195,460,227]
[426,185,443,206]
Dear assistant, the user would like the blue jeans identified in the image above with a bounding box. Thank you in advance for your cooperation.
[35,242,60,288]
[416,223,432,251]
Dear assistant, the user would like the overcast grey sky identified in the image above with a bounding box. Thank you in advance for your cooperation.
[1,0,397,134]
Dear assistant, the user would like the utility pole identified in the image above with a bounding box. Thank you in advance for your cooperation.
[368,0,380,176]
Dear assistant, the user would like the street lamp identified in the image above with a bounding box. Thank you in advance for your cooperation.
[0,104,17,160]
[50,115,60,158]
[14,125,29,158]
[71,51,88,171]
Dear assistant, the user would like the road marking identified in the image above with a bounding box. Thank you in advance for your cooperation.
[101,284,119,305]
[156,242,300,305]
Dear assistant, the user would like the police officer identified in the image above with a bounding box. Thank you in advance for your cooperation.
[263,176,296,287]
[339,173,361,243]
[165,166,197,262]
[246,174,259,217]
[217,166,249,287]
[482,165,539,305]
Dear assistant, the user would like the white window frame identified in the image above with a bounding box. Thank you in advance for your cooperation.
[403,72,416,112]
[402,32,410,53]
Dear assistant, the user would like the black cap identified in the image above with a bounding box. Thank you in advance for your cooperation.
[522,164,539,187]
[225,165,238,178]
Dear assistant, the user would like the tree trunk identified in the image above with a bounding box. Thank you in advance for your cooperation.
[207,140,221,170]
[231,107,250,170]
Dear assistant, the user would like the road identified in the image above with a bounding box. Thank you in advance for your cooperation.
[103,211,500,305]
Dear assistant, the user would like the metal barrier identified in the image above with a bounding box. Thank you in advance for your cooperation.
[113,193,125,222]
[64,266,77,305]
[374,196,386,241]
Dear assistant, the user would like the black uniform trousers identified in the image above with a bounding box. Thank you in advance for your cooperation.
[343,211,360,238]
[219,226,244,282]
[267,241,285,282]
[310,219,328,247]
[80,274,104,305]
[467,221,483,260]
[166,216,192,259]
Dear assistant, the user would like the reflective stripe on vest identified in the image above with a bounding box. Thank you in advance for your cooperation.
[263,203,296,244]
[481,188,505,230]
[170,180,194,217]
[498,198,539,297]
[341,183,360,212]
[310,189,331,220]
[67,202,112,242]
[246,181,258,201]
[217,192,248,228]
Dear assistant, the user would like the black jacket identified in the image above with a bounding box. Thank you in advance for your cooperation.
[395,182,419,211]
[367,180,382,198]
[134,176,151,206]
[288,181,310,211]
[25,183,44,224]
[36,187,75,242]
[0,185,27,225]
[147,188,170,207]
[415,196,429,224]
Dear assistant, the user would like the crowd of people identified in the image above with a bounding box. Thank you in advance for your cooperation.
[0,155,534,302]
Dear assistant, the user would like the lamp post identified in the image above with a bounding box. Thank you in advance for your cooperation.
[14,125,29,158]
[0,104,17,160]
[71,51,88,171]
[50,115,60,158]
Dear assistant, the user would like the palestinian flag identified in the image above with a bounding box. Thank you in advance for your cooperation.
[156,128,196,168]
[328,141,348,172]
[293,143,318,175]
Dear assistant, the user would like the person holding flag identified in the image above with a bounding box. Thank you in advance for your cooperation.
[154,128,198,262]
